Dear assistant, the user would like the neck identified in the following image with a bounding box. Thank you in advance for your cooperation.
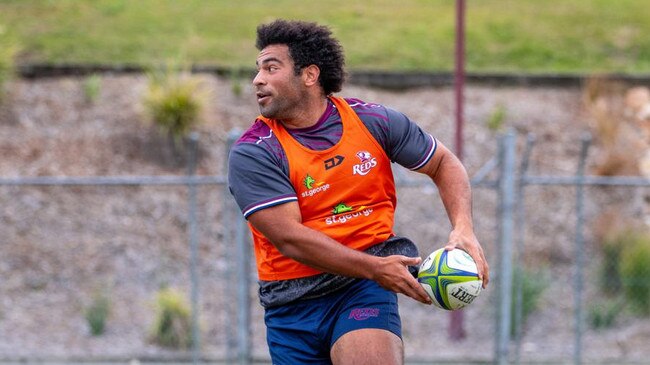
[281,96,329,129]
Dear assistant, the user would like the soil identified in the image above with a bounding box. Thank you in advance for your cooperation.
[1,73,649,363]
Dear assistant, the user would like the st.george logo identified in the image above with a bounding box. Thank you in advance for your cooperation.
[353,151,377,176]
[301,174,330,198]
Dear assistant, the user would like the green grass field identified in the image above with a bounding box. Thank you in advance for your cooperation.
[1,0,650,73]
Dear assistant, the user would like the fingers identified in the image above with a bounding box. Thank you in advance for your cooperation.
[444,242,458,251]
[409,276,433,305]
[445,240,490,289]
[397,256,432,305]
[394,271,431,305]
[375,256,432,305]
[478,250,490,288]
[400,256,422,267]
[466,246,489,288]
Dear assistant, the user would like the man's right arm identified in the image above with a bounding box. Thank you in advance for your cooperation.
[247,201,432,305]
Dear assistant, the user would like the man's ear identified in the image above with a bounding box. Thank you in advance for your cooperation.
[302,65,321,87]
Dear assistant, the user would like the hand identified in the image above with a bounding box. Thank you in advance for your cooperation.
[445,228,490,288]
[371,255,432,305]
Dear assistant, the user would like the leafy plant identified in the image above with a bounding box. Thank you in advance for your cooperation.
[230,67,244,97]
[598,231,626,296]
[85,291,111,336]
[588,298,622,330]
[83,73,102,104]
[620,233,650,315]
[511,266,549,337]
[151,287,193,349]
[143,63,206,154]
[486,104,506,132]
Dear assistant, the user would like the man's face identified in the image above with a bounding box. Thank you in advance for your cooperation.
[253,44,306,120]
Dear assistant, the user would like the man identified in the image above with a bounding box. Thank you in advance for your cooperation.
[228,19,489,365]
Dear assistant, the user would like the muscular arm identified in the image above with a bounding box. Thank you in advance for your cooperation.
[247,202,432,304]
[415,140,490,287]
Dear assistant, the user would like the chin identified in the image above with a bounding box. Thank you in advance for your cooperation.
[259,107,279,119]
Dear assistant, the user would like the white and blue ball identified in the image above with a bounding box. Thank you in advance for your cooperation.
[417,248,482,310]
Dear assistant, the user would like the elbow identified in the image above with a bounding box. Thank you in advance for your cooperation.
[269,233,305,260]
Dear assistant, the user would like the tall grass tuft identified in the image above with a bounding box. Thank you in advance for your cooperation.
[150,287,193,349]
[589,297,622,330]
[85,290,111,336]
[486,104,506,132]
[511,266,548,337]
[230,67,244,97]
[143,63,206,159]
[597,229,627,296]
[83,74,102,104]
[620,232,650,316]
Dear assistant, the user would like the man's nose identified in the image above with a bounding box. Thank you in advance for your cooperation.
[253,71,265,86]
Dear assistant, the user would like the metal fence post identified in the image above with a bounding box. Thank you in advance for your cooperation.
[574,134,591,365]
[514,133,535,365]
[224,129,252,365]
[236,207,252,365]
[187,132,201,364]
[496,130,516,365]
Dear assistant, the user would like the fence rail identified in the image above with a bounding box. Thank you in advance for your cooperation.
[2,130,650,364]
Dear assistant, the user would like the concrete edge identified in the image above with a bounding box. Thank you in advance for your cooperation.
[16,63,650,90]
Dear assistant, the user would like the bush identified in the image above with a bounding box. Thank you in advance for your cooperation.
[486,104,506,132]
[151,287,193,349]
[620,233,650,315]
[85,291,111,336]
[511,266,548,337]
[143,64,205,149]
[588,297,622,330]
[83,74,102,104]
[598,231,626,296]
[229,67,244,97]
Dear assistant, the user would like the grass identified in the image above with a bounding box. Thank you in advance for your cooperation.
[151,287,193,349]
[1,0,650,73]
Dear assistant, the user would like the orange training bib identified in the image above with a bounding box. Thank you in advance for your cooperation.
[251,97,396,280]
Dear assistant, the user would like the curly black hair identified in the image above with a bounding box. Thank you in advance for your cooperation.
[256,19,346,95]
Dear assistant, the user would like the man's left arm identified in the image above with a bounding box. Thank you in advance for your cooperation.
[415,139,490,288]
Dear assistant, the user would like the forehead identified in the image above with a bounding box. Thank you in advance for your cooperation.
[256,44,292,64]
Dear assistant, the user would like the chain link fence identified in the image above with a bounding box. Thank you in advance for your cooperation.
[2,130,650,364]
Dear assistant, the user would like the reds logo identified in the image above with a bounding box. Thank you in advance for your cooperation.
[348,308,380,321]
[353,151,377,176]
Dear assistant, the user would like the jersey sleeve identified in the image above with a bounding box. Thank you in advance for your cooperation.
[384,106,437,170]
[227,142,297,219]
[358,103,436,170]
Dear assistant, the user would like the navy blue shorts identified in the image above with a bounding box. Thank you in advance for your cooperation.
[264,279,402,365]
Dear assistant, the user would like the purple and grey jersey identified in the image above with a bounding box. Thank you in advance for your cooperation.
[228,97,437,219]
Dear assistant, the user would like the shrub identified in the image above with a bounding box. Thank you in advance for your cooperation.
[588,298,622,330]
[582,77,643,176]
[83,73,102,104]
[85,291,111,336]
[151,287,192,349]
[143,64,205,150]
[598,231,626,296]
[620,233,650,315]
[511,266,548,337]
[486,104,506,132]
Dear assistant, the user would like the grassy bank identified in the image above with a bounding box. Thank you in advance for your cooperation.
[1,0,649,73]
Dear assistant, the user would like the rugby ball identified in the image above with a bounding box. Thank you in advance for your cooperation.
[417,248,482,310]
